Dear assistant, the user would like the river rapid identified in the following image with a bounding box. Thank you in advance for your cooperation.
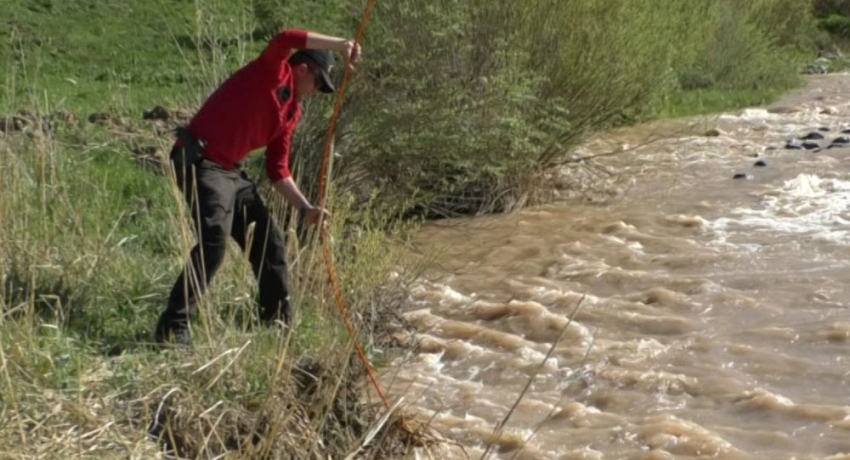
[384,75,850,460]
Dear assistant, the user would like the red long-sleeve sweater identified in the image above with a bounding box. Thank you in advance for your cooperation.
[187,29,308,182]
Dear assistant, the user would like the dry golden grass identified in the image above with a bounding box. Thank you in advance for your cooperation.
[0,109,437,459]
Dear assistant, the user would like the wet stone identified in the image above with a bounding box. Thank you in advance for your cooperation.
[832,136,850,144]
[842,128,850,134]
[802,141,821,150]
[818,127,831,132]
[754,160,767,167]
[785,140,803,150]
[801,131,825,140]
[765,146,777,151]
[732,173,749,180]
[805,63,828,74]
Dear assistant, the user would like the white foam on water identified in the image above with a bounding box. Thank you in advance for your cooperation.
[409,281,476,308]
[715,108,849,146]
[516,346,560,371]
[718,107,828,126]
[719,108,779,122]
[712,174,850,244]
[418,351,446,374]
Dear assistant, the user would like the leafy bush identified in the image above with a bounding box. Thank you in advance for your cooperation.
[318,0,575,217]
[750,0,820,49]
[674,1,809,94]
[289,0,815,217]
[813,0,850,17]
[819,13,850,39]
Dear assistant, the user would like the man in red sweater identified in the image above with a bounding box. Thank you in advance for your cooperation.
[155,29,361,346]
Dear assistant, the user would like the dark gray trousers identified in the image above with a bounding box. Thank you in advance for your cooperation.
[157,140,291,334]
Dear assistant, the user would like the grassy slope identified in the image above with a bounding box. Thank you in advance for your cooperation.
[1,1,421,458]
[0,0,371,347]
[5,0,184,110]
[1,0,355,112]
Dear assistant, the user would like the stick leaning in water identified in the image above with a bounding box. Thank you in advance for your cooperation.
[481,295,587,459]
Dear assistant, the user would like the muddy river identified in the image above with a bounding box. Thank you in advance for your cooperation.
[382,75,850,460]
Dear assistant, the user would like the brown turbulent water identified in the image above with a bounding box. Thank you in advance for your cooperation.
[382,75,850,460]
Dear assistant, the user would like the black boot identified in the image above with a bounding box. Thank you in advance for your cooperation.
[154,313,191,348]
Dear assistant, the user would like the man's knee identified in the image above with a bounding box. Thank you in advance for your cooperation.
[188,230,229,276]
[196,207,233,255]
[196,239,228,268]
[258,224,287,263]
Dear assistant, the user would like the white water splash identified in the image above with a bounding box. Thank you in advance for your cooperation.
[713,174,850,243]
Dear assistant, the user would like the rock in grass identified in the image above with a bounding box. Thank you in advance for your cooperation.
[143,106,171,121]
[754,160,767,167]
[804,63,828,74]
[53,110,77,125]
[88,112,111,124]
[0,116,27,132]
[801,131,825,140]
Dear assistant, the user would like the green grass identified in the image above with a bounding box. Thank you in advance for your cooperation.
[1,0,257,112]
[660,88,785,119]
[1,0,358,114]
[3,1,170,109]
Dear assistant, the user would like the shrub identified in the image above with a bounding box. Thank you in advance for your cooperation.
[813,0,850,17]
[290,0,715,216]
[819,13,850,39]
[294,0,814,217]
[671,0,810,100]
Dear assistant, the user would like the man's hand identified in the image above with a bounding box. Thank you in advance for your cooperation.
[303,206,331,227]
[342,40,361,71]
[304,33,362,71]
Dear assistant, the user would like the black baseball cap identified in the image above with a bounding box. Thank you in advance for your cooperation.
[290,49,335,93]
